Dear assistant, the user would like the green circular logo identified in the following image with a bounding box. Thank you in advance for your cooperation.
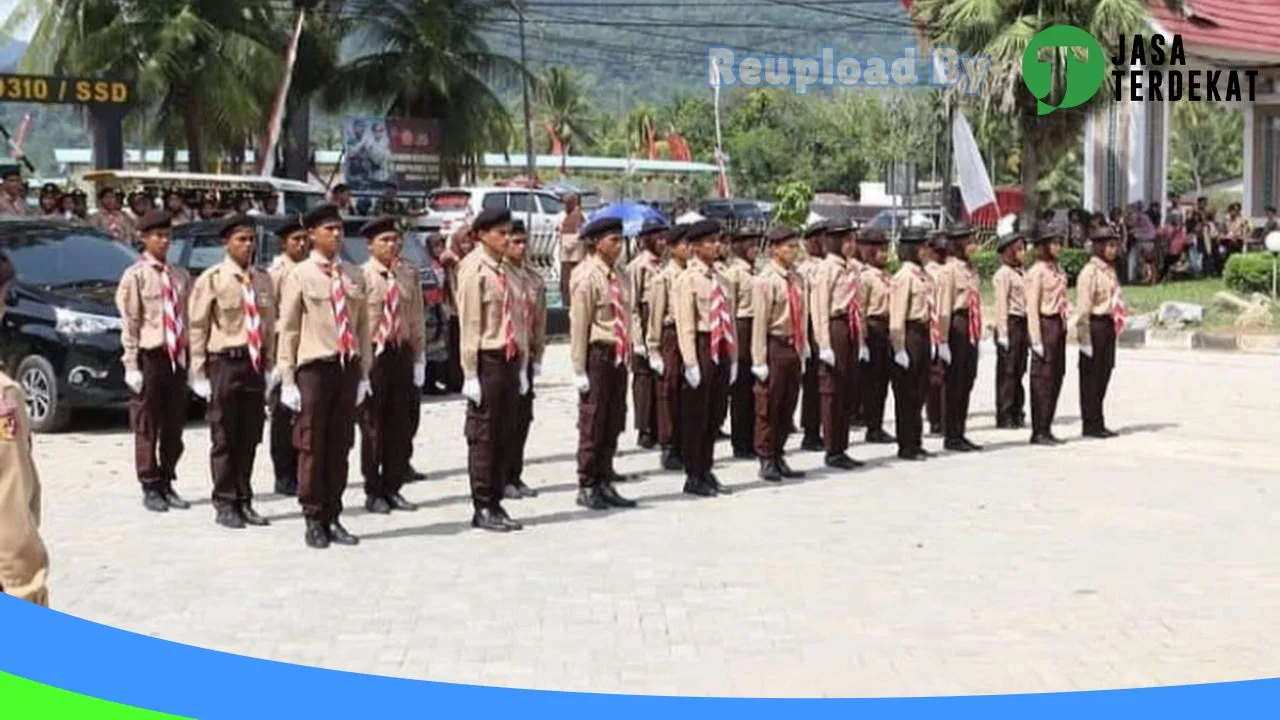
[1021,25,1106,116]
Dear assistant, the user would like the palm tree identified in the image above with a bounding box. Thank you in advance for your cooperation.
[535,65,595,156]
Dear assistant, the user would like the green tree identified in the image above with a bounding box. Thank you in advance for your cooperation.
[1169,101,1242,195]
[535,65,596,155]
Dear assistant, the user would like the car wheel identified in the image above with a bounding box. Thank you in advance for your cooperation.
[17,355,72,433]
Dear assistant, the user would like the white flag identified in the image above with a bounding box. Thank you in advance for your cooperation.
[951,111,997,215]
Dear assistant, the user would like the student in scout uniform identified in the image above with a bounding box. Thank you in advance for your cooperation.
[646,224,690,472]
[358,216,426,515]
[723,226,759,459]
[809,223,864,470]
[558,194,587,308]
[1076,226,1125,439]
[569,216,638,510]
[0,251,50,606]
[710,233,736,438]
[187,215,276,530]
[115,210,194,513]
[923,233,948,437]
[674,219,736,497]
[1026,223,1069,446]
[750,226,807,482]
[838,223,868,429]
[277,204,373,549]
[936,222,984,452]
[992,231,1029,429]
[856,229,896,445]
[91,186,139,246]
[626,219,668,450]
[797,222,827,451]
[267,216,309,495]
[504,220,547,500]
[457,207,527,531]
[888,227,935,462]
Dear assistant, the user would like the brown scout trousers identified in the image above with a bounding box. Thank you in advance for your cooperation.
[926,358,946,431]
[130,347,188,488]
[1078,316,1117,434]
[510,363,535,485]
[995,315,1029,426]
[294,358,361,522]
[680,333,730,477]
[655,325,682,452]
[360,344,416,499]
[944,310,979,440]
[890,321,930,454]
[578,342,628,486]
[1030,316,1066,437]
[730,317,755,455]
[800,319,820,440]
[560,262,577,309]
[632,303,657,442]
[466,350,521,509]
[268,385,297,482]
[819,317,857,456]
[753,336,802,461]
[861,316,893,435]
[207,350,266,509]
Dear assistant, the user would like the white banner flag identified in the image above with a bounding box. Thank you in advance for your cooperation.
[951,111,997,215]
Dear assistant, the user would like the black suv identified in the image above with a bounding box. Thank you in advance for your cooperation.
[0,219,138,432]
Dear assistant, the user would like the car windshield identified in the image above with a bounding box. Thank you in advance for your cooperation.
[398,235,431,266]
[341,235,370,264]
[3,227,138,286]
[168,228,225,273]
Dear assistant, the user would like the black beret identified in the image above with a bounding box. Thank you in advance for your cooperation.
[331,183,350,194]
[945,221,975,238]
[1088,225,1118,243]
[137,210,173,233]
[995,232,1025,252]
[276,215,305,238]
[1031,222,1063,244]
[898,226,928,244]
[360,215,399,240]
[471,207,512,233]
[635,218,668,237]
[2,167,20,179]
[802,221,829,238]
[40,183,60,196]
[765,225,798,244]
[219,214,256,239]
[858,228,888,245]
[684,219,722,243]
[827,220,854,235]
[302,203,342,229]
[667,224,691,244]
[510,219,527,235]
[580,215,623,240]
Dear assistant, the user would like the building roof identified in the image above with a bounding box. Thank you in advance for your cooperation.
[1146,0,1280,63]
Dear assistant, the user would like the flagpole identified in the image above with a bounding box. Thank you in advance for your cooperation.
[710,60,730,199]
[257,8,307,177]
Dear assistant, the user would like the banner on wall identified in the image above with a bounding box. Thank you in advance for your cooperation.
[342,116,442,192]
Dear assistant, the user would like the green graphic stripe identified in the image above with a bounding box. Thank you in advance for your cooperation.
[0,671,191,719]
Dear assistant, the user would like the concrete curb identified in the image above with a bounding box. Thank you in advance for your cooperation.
[1114,327,1280,354]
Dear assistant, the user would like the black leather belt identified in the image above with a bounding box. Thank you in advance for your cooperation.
[213,346,251,360]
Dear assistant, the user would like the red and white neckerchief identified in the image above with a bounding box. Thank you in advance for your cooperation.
[786,272,805,351]
[918,265,941,349]
[237,270,263,372]
[1110,270,1128,334]
[498,269,518,361]
[375,262,402,356]
[106,211,122,239]
[318,259,355,362]
[148,257,186,370]
[965,265,982,346]
[708,270,735,364]
[609,271,629,366]
[844,266,863,341]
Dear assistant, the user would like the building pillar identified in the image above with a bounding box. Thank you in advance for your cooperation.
[1082,77,1168,216]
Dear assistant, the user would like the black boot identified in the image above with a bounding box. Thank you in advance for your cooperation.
[240,502,269,527]
[365,496,392,514]
[576,486,609,510]
[274,475,297,496]
[327,520,359,546]
[777,457,806,479]
[704,472,732,495]
[943,438,973,452]
[865,429,896,444]
[732,447,756,460]
[599,482,638,508]
[800,435,823,452]
[660,448,685,471]
[683,474,715,497]
[215,505,245,529]
[512,479,539,498]
[637,432,657,450]
[494,505,524,531]
[304,519,330,549]
[142,487,169,513]
[503,483,523,500]
[758,459,782,482]
[824,453,860,470]
[471,507,511,532]
[388,492,418,511]
[408,465,427,481]
[162,483,191,510]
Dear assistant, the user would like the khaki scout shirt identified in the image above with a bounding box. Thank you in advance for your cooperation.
[0,374,49,607]
[674,257,735,368]
[1075,256,1121,349]
[0,192,27,216]
[722,257,755,318]
[809,254,859,354]
[797,256,822,286]
[936,257,981,334]
[89,210,138,245]
[859,264,893,318]
[363,257,426,359]
[512,263,548,365]
[750,260,805,368]
[889,261,934,353]
[924,260,945,281]
[276,251,372,386]
[569,253,628,375]
[269,254,300,303]
[114,256,192,374]
[559,210,587,264]
[188,257,277,382]
[645,261,684,358]
[1025,261,1069,348]
[626,249,663,346]
[456,246,522,380]
[992,264,1027,343]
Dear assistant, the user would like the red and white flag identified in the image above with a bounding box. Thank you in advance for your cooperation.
[951,111,997,217]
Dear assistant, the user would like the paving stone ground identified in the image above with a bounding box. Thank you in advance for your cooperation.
[32,343,1280,697]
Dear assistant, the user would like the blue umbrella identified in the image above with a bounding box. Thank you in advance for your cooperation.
[589,201,668,238]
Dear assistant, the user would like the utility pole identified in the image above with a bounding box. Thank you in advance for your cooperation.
[517,2,536,187]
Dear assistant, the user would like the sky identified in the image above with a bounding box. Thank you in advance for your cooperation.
[0,0,37,42]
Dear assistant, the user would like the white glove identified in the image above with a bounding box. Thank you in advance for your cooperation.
[649,356,665,377]
[190,378,211,401]
[752,364,769,382]
[519,368,530,396]
[633,342,647,358]
[858,346,870,363]
[265,369,281,395]
[894,350,910,369]
[573,373,590,394]
[938,343,952,365]
[819,348,836,367]
[280,383,302,412]
[684,365,702,389]
[531,362,541,378]
[355,380,372,406]
[729,362,738,382]
[413,361,425,388]
[125,370,144,394]
[1080,345,1094,358]
[462,377,482,404]
[1031,343,1045,358]
[997,338,1009,351]
[930,344,938,361]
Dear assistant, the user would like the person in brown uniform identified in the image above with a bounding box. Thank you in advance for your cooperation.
[889,227,935,461]
[837,223,868,429]
[457,207,526,531]
[992,231,1029,429]
[90,186,139,246]
[569,215,638,510]
[751,226,807,482]
[187,215,276,529]
[267,216,309,495]
[646,224,690,472]
[115,210,194,513]
[277,204,373,548]
[936,222,984,452]
[809,224,865,470]
[674,219,736,497]
[1076,227,1125,439]
[558,193,587,308]
[723,226,759,458]
[358,216,426,515]
[0,251,50,606]
[626,218,669,450]
[504,219,547,499]
[1026,223,1069,446]
[710,235,736,439]
[857,229,896,445]
[923,234,948,436]
[797,222,827,450]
